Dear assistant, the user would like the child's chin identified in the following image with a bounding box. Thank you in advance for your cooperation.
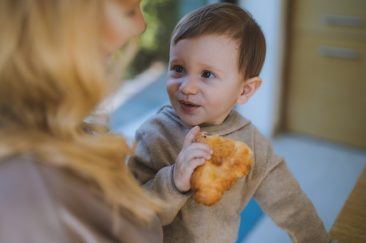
[180,116,202,127]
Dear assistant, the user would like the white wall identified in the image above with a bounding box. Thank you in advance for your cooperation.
[238,0,287,138]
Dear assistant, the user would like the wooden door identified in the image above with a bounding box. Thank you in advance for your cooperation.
[285,0,366,148]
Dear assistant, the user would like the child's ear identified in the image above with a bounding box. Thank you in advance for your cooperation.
[237,77,262,105]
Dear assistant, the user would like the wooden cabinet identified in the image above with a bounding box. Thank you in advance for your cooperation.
[330,167,366,242]
[285,0,366,148]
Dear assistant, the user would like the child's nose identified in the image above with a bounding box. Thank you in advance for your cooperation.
[179,76,199,95]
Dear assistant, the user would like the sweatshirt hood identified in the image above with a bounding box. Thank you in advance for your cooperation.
[159,105,251,136]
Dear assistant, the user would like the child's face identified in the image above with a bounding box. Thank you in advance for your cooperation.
[167,34,246,126]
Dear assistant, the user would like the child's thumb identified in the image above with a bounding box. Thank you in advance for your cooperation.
[183,126,200,148]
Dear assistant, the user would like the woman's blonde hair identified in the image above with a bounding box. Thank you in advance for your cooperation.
[0,0,161,223]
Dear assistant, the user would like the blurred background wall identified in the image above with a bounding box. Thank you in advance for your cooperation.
[237,0,287,138]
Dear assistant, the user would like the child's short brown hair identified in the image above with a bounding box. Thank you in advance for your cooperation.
[171,3,266,80]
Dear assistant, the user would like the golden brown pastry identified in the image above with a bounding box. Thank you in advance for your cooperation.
[190,133,253,206]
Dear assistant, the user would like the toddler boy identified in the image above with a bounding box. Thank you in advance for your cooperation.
[129,3,329,243]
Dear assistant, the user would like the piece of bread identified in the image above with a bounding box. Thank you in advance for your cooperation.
[190,133,253,206]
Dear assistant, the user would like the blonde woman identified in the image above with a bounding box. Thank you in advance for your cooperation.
[0,0,162,242]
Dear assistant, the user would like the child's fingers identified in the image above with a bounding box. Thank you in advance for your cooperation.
[176,157,206,176]
[173,157,206,192]
[183,144,212,161]
[178,142,212,163]
[182,126,200,148]
[187,157,206,174]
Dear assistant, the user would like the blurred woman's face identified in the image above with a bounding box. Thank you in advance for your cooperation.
[103,0,145,56]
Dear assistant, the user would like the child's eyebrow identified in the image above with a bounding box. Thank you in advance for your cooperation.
[199,63,225,75]
[168,58,182,65]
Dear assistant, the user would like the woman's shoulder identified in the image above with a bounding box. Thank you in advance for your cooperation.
[42,161,163,243]
[0,154,56,195]
[0,154,70,242]
[0,155,163,243]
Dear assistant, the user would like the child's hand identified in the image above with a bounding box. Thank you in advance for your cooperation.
[173,126,212,192]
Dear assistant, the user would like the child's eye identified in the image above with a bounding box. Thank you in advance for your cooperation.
[172,65,184,73]
[201,70,215,79]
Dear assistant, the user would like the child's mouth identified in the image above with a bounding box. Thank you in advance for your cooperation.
[179,100,200,113]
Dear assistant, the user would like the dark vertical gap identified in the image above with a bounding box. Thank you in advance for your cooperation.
[276,0,294,135]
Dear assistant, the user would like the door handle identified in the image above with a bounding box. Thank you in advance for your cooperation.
[319,45,358,60]
[322,15,363,27]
